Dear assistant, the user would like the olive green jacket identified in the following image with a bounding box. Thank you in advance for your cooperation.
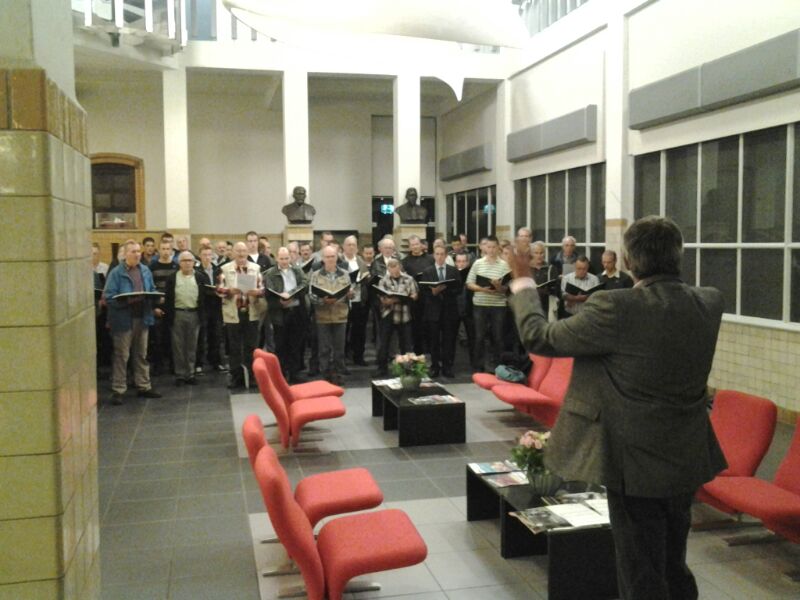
[509,275,727,498]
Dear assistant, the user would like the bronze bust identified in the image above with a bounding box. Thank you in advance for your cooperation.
[395,187,428,224]
[282,186,316,224]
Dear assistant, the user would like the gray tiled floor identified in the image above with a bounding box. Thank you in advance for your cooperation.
[98,370,800,599]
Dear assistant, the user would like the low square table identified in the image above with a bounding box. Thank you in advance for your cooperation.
[371,381,466,447]
[466,465,618,600]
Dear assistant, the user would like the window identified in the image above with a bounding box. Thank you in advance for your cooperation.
[91,154,145,230]
[514,163,606,271]
[445,185,496,247]
[634,123,800,326]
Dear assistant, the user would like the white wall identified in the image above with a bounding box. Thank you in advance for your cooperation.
[440,88,496,158]
[628,0,800,90]
[371,114,437,199]
[80,74,167,229]
[508,29,606,181]
[438,88,497,194]
[371,115,393,197]
[188,89,285,235]
[309,98,375,231]
[628,1,800,156]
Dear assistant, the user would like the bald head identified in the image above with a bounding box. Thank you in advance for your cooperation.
[233,241,248,265]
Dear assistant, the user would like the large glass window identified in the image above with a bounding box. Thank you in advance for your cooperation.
[700,136,738,243]
[91,154,145,229]
[514,179,527,234]
[568,167,587,241]
[665,145,698,243]
[531,175,547,241]
[792,250,800,322]
[514,162,606,268]
[634,123,800,326]
[634,152,660,218]
[548,171,566,243]
[445,185,496,247]
[699,249,737,314]
[794,124,800,242]
[590,163,605,243]
[741,249,783,320]
[743,126,786,243]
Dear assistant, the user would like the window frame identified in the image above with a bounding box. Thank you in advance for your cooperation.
[90,153,146,231]
[514,162,606,270]
[633,123,800,331]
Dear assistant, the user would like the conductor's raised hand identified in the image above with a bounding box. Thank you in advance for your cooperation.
[511,246,533,280]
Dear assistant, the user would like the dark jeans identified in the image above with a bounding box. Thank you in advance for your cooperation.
[376,317,412,370]
[273,307,307,378]
[225,317,258,386]
[196,309,224,368]
[471,305,505,370]
[426,317,458,371]
[317,322,346,375]
[607,489,698,600]
[345,301,369,362]
[307,307,319,372]
[148,314,172,374]
[409,300,427,355]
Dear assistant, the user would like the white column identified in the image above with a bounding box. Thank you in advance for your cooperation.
[604,7,632,224]
[214,0,231,41]
[494,80,513,230]
[393,73,421,213]
[282,69,310,202]
[163,67,191,230]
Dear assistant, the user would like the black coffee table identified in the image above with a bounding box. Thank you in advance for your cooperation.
[466,465,618,600]
[371,381,466,447]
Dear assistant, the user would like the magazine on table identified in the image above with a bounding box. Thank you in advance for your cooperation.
[373,377,402,389]
[483,471,528,488]
[408,394,462,405]
[468,460,520,475]
[511,497,610,534]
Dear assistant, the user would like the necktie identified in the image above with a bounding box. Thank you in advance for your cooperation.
[438,267,445,282]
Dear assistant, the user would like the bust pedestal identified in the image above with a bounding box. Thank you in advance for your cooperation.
[283,224,314,246]
[393,224,427,254]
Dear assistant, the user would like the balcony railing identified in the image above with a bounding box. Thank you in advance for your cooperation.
[516,0,592,37]
[71,0,188,52]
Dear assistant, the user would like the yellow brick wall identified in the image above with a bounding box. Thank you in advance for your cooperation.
[0,69,99,599]
[709,320,800,423]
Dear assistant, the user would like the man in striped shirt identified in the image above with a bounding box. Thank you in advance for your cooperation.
[466,235,510,373]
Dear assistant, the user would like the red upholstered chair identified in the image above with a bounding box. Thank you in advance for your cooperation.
[253,357,345,448]
[472,354,553,391]
[491,357,573,428]
[699,417,800,544]
[242,414,383,529]
[254,349,344,402]
[696,390,776,511]
[253,445,428,600]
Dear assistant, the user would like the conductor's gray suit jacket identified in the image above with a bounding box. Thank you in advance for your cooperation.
[509,274,727,498]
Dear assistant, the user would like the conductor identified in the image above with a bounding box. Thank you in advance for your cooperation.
[507,216,726,600]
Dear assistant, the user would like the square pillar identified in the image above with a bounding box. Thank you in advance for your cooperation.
[163,67,190,230]
[603,6,632,255]
[0,69,99,599]
[283,69,310,203]
[393,73,421,222]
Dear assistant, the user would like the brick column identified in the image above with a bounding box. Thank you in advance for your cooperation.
[0,68,100,599]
